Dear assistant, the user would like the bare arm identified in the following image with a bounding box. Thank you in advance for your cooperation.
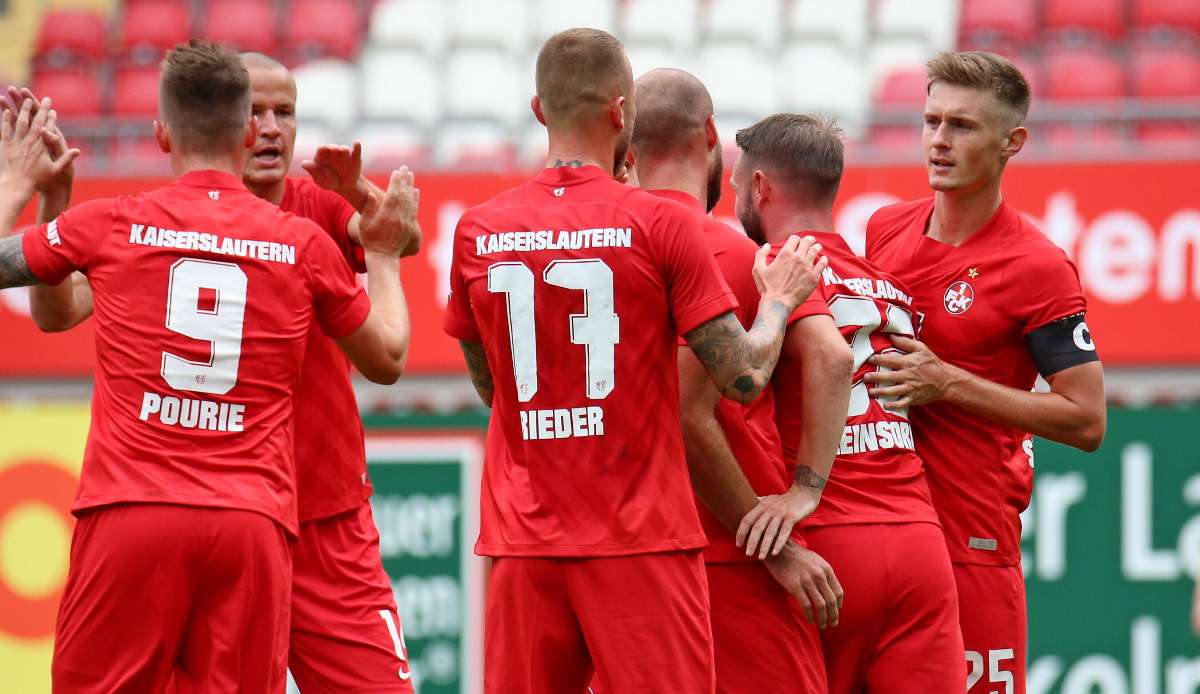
[867,336,1106,451]
[459,340,494,406]
[29,164,93,331]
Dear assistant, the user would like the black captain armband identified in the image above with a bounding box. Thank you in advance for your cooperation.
[1026,312,1100,377]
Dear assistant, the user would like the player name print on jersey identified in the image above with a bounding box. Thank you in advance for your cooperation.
[475,227,633,256]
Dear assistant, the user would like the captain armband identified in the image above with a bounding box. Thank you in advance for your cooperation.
[1026,312,1100,377]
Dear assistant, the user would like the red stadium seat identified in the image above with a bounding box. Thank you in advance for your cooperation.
[1132,0,1200,35]
[280,0,362,61]
[112,67,161,118]
[868,125,922,151]
[875,68,927,106]
[201,0,277,54]
[31,69,103,119]
[1041,50,1126,102]
[35,10,108,65]
[109,136,171,174]
[1043,0,1125,40]
[1131,47,1200,98]
[958,0,1038,45]
[119,0,190,63]
[1136,121,1200,144]
[1041,123,1127,150]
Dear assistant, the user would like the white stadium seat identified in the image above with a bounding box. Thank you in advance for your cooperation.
[621,0,699,49]
[787,0,869,49]
[875,0,959,50]
[533,0,616,40]
[368,0,449,55]
[694,43,780,118]
[449,0,530,53]
[625,42,695,79]
[356,122,431,170]
[360,50,441,128]
[445,50,527,128]
[292,60,359,131]
[518,122,549,169]
[781,44,870,131]
[703,0,783,49]
[436,121,516,170]
[292,122,336,170]
[867,38,934,95]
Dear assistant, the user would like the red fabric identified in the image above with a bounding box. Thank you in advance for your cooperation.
[289,502,414,693]
[954,563,1028,694]
[486,551,714,693]
[22,170,371,535]
[443,166,736,558]
[52,504,291,693]
[771,231,939,529]
[280,176,372,521]
[706,561,825,693]
[866,198,1088,565]
[804,523,965,694]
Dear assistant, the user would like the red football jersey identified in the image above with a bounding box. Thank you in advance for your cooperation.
[443,166,737,558]
[866,198,1089,566]
[771,232,940,531]
[22,170,371,535]
[280,177,372,521]
[648,189,790,563]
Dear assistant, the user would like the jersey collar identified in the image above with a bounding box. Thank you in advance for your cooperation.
[176,169,248,191]
[791,228,852,254]
[646,188,704,211]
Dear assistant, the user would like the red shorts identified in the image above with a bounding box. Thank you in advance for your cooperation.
[52,504,291,694]
[706,561,826,693]
[486,550,714,694]
[803,522,965,694]
[289,501,414,693]
[955,562,1027,694]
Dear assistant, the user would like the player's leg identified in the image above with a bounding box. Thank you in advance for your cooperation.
[288,502,415,693]
[485,556,592,694]
[864,523,966,693]
[955,563,1027,694]
[172,508,292,694]
[707,561,826,694]
[51,504,194,693]
[572,550,716,694]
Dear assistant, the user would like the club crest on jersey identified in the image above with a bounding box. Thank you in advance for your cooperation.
[943,281,974,315]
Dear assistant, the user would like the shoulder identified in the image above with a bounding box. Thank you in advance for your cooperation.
[1003,213,1076,277]
[868,197,932,232]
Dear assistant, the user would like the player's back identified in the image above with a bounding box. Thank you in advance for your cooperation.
[24,170,368,534]
[772,231,938,528]
[444,165,736,557]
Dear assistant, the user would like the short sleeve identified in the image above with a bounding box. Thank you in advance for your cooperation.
[765,241,832,326]
[442,215,482,342]
[302,221,371,339]
[21,198,114,284]
[650,203,737,335]
[1016,251,1088,334]
[313,186,365,274]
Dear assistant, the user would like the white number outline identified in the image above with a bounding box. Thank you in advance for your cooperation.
[826,294,915,419]
[965,648,1015,694]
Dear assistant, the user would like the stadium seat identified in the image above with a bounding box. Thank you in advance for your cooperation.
[625,43,693,79]
[445,50,526,128]
[291,59,358,131]
[703,0,783,49]
[200,0,277,54]
[356,122,431,171]
[448,0,529,54]
[1132,0,1200,36]
[867,38,932,96]
[360,50,440,128]
[368,0,448,54]
[118,0,190,63]
[533,0,616,40]
[1136,121,1200,145]
[621,0,699,49]
[1041,50,1126,102]
[111,66,160,118]
[1043,0,1125,41]
[32,68,103,119]
[868,124,922,152]
[694,44,780,118]
[875,67,929,107]
[280,0,361,62]
[780,44,869,127]
[958,0,1037,46]
[1040,122,1127,153]
[875,0,959,50]
[35,9,107,66]
[436,121,517,170]
[1131,47,1200,98]
[108,135,170,173]
[786,0,868,49]
[517,122,549,169]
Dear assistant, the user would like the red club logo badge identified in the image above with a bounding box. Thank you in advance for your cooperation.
[944,281,974,315]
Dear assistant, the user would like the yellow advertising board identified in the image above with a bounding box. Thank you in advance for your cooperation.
[0,403,88,693]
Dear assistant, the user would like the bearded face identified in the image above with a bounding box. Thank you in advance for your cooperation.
[705,145,723,213]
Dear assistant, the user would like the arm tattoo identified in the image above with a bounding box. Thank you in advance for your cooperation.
[0,234,39,289]
[459,340,495,406]
[795,466,827,490]
[685,300,792,405]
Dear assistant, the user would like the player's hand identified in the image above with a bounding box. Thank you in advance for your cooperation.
[357,166,420,258]
[865,335,966,410]
[736,484,821,559]
[0,95,79,195]
[764,542,843,629]
[753,234,827,311]
[302,142,365,199]
[5,88,76,201]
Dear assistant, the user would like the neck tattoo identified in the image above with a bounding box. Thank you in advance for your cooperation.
[553,159,586,169]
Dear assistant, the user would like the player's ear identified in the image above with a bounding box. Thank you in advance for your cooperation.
[245,115,258,149]
[610,95,627,131]
[531,96,547,126]
[752,168,769,206]
[704,115,719,151]
[153,120,171,154]
[1002,125,1027,159]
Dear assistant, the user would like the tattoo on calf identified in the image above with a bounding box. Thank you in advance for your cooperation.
[795,466,827,490]
[0,234,38,289]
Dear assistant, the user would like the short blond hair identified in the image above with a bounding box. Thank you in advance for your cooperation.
[926,51,1031,124]
[535,28,631,128]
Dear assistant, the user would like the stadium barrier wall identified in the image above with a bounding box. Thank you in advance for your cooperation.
[1,404,1197,693]
[1,160,1198,377]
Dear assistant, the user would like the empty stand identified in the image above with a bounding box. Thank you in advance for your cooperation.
[111,65,159,118]
[787,0,869,49]
[1131,46,1200,98]
[118,0,189,63]
[695,43,780,118]
[359,50,440,128]
[369,0,448,54]
[292,59,358,130]
[448,0,529,54]
[780,44,869,128]
[35,9,107,66]
[621,0,699,49]
[703,0,783,49]
[436,121,516,170]
[32,68,103,118]
[533,0,616,41]
[1041,49,1126,102]
[1042,0,1125,41]
[280,0,361,62]
[200,0,276,54]
[444,49,526,128]
[876,0,959,50]
[958,0,1038,46]
[1131,0,1200,36]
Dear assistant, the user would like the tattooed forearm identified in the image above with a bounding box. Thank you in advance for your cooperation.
[0,234,38,289]
[684,298,792,405]
[459,340,495,407]
[795,466,827,490]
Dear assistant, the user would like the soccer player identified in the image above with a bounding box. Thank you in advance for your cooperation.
[862,52,1107,694]
[629,70,835,693]
[13,51,421,691]
[442,29,826,692]
[732,113,966,693]
[0,41,414,691]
